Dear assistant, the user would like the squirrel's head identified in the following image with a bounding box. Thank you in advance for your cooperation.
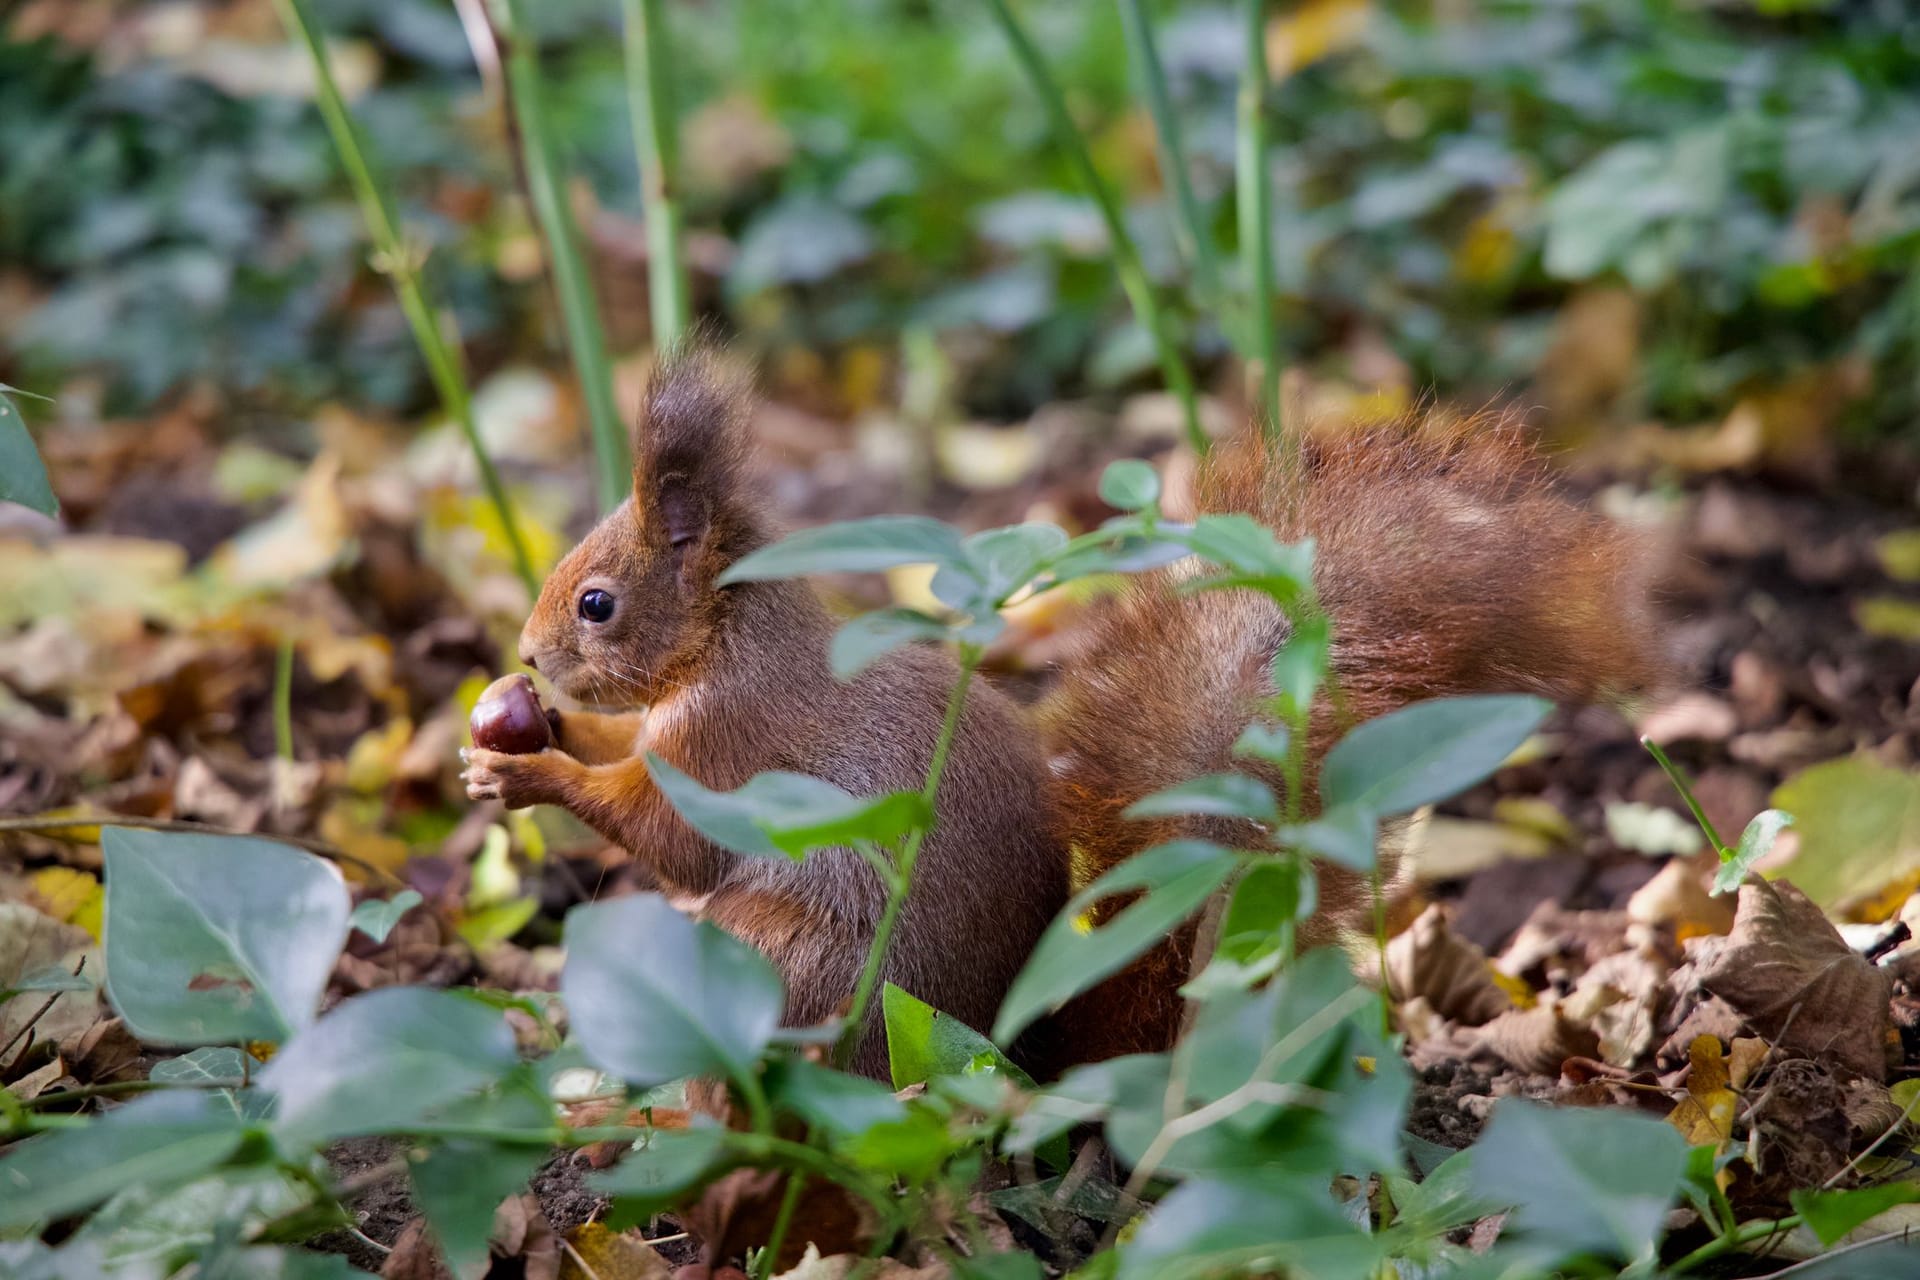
[519,352,763,708]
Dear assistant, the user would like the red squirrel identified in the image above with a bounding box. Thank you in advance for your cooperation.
[462,353,1660,1076]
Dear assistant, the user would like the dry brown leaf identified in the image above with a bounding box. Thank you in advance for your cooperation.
[1694,879,1892,1080]
[561,1222,671,1280]
[1471,1002,1600,1076]
[1385,905,1512,1027]
[684,1168,878,1275]
[1627,859,1735,937]
[772,1246,948,1279]
[1570,944,1670,1067]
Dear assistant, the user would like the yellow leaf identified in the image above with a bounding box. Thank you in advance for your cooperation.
[560,1222,670,1280]
[469,824,520,909]
[1858,597,1920,642]
[30,867,104,942]
[1668,1035,1739,1182]
[1773,756,1920,909]
[345,717,414,794]
[1876,531,1920,582]
[1265,0,1370,78]
[318,803,413,883]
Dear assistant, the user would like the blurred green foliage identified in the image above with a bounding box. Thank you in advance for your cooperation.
[2,0,1918,434]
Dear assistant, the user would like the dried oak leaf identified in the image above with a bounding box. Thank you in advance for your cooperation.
[1695,879,1892,1080]
[560,1221,671,1280]
[1470,1001,1600,1076]
[683,1167,877,1275]
[1386,905,1512,1027]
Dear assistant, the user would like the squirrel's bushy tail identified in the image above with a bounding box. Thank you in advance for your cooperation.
[1033,417,1664,1066]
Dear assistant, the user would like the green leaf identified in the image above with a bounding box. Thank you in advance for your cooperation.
[1281,804,1380,872]
[73,1165,306,1271]
[410,1085,552,1279]
[1321,695,1552,817]
[592,1124,730,1219]
[1003,1054,1168,1157]
[648,754,928,859]
[1713,809,1794,896]
[1772,757,1920,909]
[1181,515,1313,589]
[150,1046,250,1087]
[2,963,92,1001]
[1471,1099,1688,1262]
[993,841,1239,1043]
[0,1091,249,1229]
[1098,459,1160,512]
[1791,1181,1920,1247]
[349,890,423,944]
[831,607,951,679]
[563,893,784,1087]
[0,385,57,517]
[719,515,970,584]
[260,987,518,1146]
[103,828,351,1045]
[766,1057,906,1139]
[884,983,1030,1091]
[1231,722,1290,767]
[1115,1171,1379,1280]
[841,1104,958,1181]
[963,522,1069,604]
[1124,773,1278,823]
[1271,611,1329,714]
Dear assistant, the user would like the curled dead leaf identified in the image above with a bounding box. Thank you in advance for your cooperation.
[1695,878,1892,1080]
[1385,905,1512,1027]
[1471,1001,1600,1076]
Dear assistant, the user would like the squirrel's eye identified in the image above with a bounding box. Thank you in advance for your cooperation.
[578,589,616,623]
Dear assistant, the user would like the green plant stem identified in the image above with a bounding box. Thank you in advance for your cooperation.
[1237,0,1281,437]
[753,1172,808,1280]
[493,0,632,513]
[834,646,981,1068]
[1116,0,1225,313]
[1670,1214,1801,1273]
[620,0,691,348]
[1641,735,1730,855]
[272,0,538,598]
[981,0,1206,455]
[273,635,295,761]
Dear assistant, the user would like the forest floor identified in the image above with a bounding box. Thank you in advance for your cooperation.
[5,388,1920,1275]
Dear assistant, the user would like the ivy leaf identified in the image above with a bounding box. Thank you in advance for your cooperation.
[1280,804,1379,872]
[1712,809,1793,896]
[884,983,1031,1091]
[410,1083,554,1279]
[1472,1099,1688,1262]
[592,1125,731,1222]
[1231,722,1290,767]
[963,522,1069,604]
[1790,1181,1920,1247]
[564,893,784,1087]
[0,1092,248,1230]
[1124,773,1278,824]
[260,988,518,1146]
[766,1057,906,1139]
[1098,459,1160,512]
[1271,611,1329,714]
[1321,695,1551,817]
[994,841,1239,1043]
[648,754,928,859]
[1115,1170,1378,1280]
[150,1046,250,1087]
[831,607,951,679]
[719,515,970,584]
[0,384,57,517]
[348,889,423,944]
[103,828,350,1045]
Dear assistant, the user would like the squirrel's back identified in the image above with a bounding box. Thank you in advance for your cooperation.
[1036,417,1663,1063]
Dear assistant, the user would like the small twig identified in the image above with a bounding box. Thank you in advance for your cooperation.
[1765,1228,1919,1275]
[347,1228,392,1258]
[560,1236,607,1280]
[1823,1079,1920,1189]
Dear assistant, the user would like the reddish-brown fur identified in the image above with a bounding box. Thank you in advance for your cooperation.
[465,355,1660,1083]
[463,353,1064,1078]
[1034,419,1664,1063]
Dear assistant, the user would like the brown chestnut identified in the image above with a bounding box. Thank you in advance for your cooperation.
[470,673,553,754]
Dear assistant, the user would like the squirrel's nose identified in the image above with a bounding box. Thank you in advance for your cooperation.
[519,646,539,673]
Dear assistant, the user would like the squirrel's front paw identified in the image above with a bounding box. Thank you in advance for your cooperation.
[461,747,569,810]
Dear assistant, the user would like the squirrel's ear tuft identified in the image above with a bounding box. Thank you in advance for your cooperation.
[632,343,754,546]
